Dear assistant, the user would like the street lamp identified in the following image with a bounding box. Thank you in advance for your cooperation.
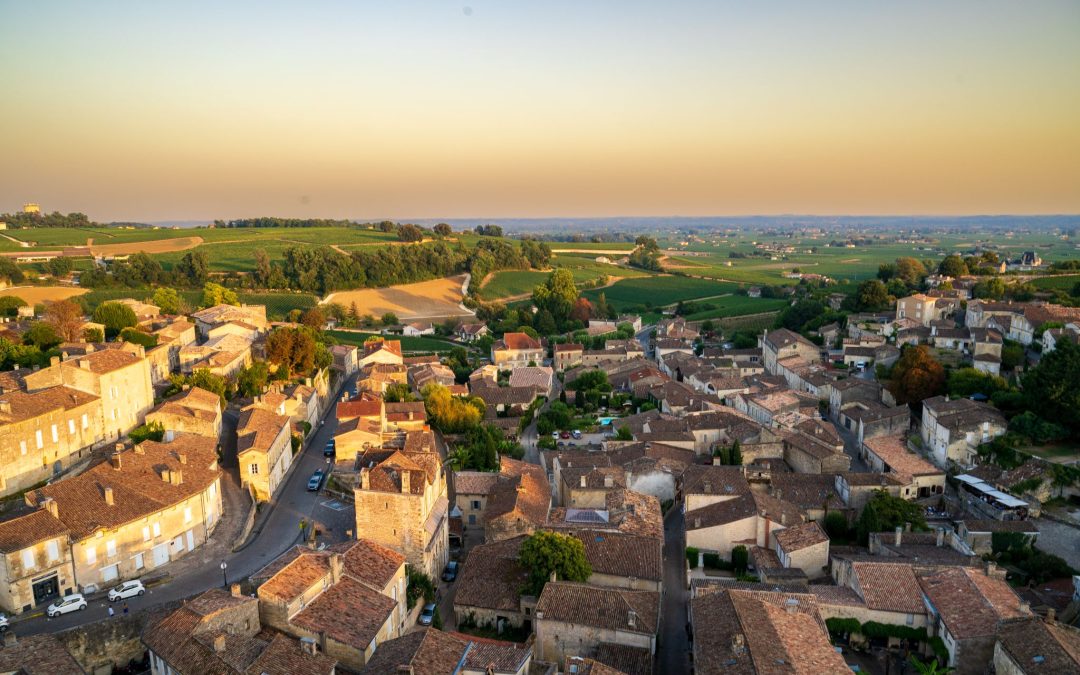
[220,560,228,587]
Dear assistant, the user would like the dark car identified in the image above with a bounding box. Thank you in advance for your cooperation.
[307,470,325,491]
[560,430,571,439]
[441,561,459,582]
[419,603,436,626]
[323,440,336,457]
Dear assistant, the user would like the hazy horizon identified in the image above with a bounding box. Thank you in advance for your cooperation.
[3,1,1079,221]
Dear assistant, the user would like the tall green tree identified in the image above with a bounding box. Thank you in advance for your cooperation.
[1022,339,1080,433]
[152,287,182,315]
[519,531,592,595]
[201,282,239,307]
[856,490,928,545]
[887,345,945,407]
[92,302,138,339]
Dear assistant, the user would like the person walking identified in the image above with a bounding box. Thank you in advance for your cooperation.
[107,605,114,618]
[123,602,129,616]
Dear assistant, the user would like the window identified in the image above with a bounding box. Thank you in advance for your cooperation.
[86,546,96,565]
[81,414,88,430]
[51,424,58,443]
[142,526,151,542]
[35,430,43,450]
[21,549,35,570]
[249,464,259,475]
[471,500,480,509]
[134,553,144,570]
[46,540,59,562]
[106,540,116,557]
[906,613,915,626]
[110,408,116,421]
[19,440,26,456]
[68,419,75,435]
[184,508,192,524]
[152,522,161,537]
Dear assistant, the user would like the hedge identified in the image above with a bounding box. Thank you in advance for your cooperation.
[685,547,699,566]
[826,618,862,635]
[826,617,929,643]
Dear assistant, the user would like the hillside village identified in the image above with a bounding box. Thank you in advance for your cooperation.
[0,244,1077,675]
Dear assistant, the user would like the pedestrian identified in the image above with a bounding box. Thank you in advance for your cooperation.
[108,605,114,618]
[123,602,129,616]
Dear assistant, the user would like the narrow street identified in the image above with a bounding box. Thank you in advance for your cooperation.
[13,372,358,636]
[657,504,690,673]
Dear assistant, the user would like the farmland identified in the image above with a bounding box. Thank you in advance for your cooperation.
[77,288,319,319]
[326,330,458,354]
[322,275,472,321]
[0,286,88,304]
[582,275,739,311]
[682,296,790,321]
[478,252,647,300]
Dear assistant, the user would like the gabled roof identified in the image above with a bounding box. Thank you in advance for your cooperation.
[536,582,659,635]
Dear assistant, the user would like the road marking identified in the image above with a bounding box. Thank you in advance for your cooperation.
[320,500,348,511]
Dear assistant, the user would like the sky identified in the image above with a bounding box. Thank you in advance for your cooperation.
[1,1,1078,222]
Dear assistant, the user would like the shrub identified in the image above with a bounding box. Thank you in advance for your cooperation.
[685,547,700,566]
[826,617,862,636]
[731,545,748,574]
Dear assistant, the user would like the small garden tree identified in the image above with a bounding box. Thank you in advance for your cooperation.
[519,530,591,596]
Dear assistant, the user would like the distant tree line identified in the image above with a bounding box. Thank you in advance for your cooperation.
[0,211,95,229]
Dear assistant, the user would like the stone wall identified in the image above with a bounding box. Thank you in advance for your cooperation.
[56,600,183,674]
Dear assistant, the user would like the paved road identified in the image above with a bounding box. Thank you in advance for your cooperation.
[656,504,690,673]
[14,373,357,636]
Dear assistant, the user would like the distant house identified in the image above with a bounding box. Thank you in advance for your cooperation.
[491,332,544,370]
[747,286,762,298]
[455,323,490,342]
[402,321,434,337]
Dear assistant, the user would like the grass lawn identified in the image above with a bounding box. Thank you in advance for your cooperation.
[682,296,789,321]
[326,330,459,354]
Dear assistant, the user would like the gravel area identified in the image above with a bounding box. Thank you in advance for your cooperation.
[1033,518,1080,570]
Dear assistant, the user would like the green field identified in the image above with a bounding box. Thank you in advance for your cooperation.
[79,288,318,319]
[582,275,738,311]
[682,296,790,321]
[1030,274,1080,291]
[326,330,459,354]
[479,253,649,300]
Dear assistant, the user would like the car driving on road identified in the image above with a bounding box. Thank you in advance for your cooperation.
[47,594,87,617]
[307,470,325,491]
[441,561,459,582]
[108,580,145,601]
[419,603,437,626]
[323,439,336,458]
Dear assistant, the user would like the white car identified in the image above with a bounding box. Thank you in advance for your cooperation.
[0,613,8,632]
[47,594,87,617]
[108,580,145,601]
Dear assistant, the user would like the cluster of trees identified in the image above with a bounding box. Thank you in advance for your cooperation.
[854,490,928,545]
[449,424,523,472]
[518,530,591,596]
[214,217,362,228]
[474,224,503,237]
[265,326,331,378]
[0,258,25,285]
[876,256,929,296]
[713,439,743,465]
[422,383,485,433]
[532,269,580,332]
[627,236,663,271]
[0,211,94,228]
[81,250,211,289]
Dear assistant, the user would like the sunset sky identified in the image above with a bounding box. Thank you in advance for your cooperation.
[1,1,1078,221]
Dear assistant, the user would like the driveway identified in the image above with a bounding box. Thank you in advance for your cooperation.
[13,372,358,636]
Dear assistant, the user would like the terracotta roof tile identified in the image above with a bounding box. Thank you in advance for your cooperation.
[536,582,659,635]
[291,578,396,649]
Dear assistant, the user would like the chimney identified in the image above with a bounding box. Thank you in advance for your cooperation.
[904,521,912,533]
[360,468,370,491]
[79,359,90,370]
[1019,601,1030,614]
[181,383,190,391]
[172,470,183,485]
[115,442,125,453]
[231,583,242,598]
[104,487,114,506]
[936,527,944,547]
[330,553,343,585]
[161,469,171,483]
[604,475,614,488]
[731,633,745,655]
[784,598,799,614]
[703,481,712,493]
[41,497,58,519]
[134,444,144,454]
[110,452,122,471]
[1047,608,1056,623]
[213,634,226,653]
[780,513,787,526]
[164,429,175,443]
[178,453,187,465]
[400,470,410,494]
[894,526,903,547]
[549,570,557,583]
[694,517,701,529]
[0,400,10,414]
[627,610,637,629]
[300,637,318,656]
[50,356,60,367]
[580,475,587,488]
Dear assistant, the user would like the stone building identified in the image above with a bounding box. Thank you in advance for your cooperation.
[190,303,268,339]
[237,406,293,502]
[994,617,1080,674]
[354,431,449,579]
[773,521,829,579]
[10,433,222,603]
[534,581,659,666]
[862,435,945,499]
[490,332,544,370]
[921,396,1007,469]
[360,628,531,675]
[252,539,407,670]
[143,586,337,675]
[145,386,223,439]
[484,458,551,543]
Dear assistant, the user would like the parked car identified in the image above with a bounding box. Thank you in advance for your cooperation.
[323,440,336,457]
[108,580,145,601]
[551,431,559,440]
[560,431,571,439]
[571,430,582,439]
[441,561,459,582]
[419,603,437,626]
[307,470,325,491]
[0,614,8,633]
[47,594,87,617]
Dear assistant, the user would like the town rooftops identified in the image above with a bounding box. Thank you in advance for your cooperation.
[361,628,526,675]
[336,394,383,420]
[364,339,402,358]
[495,332,542,351]
[485,458,551,530]
[571,529,663,583]
[0,508,69,554]
[765,328,817,351]
[923,396,1007,430]
[959,519,1039,535]
[996,618,1080,672]
[535,581,659,635]
[191,303,267,326]
[454,536,529,612]
[691,588,847,675]
[290,577,396,651]
[453,471,501,496]
[850,561,926,613]
[150,386,221,423]
[28,433,219,540]
[863,435,942,483]
[917,566,1030,639]
[774,521,828,553]
[686,491,804,532]
[0,384,98,424]
[0,633,84,675]
[236,407,291,456]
